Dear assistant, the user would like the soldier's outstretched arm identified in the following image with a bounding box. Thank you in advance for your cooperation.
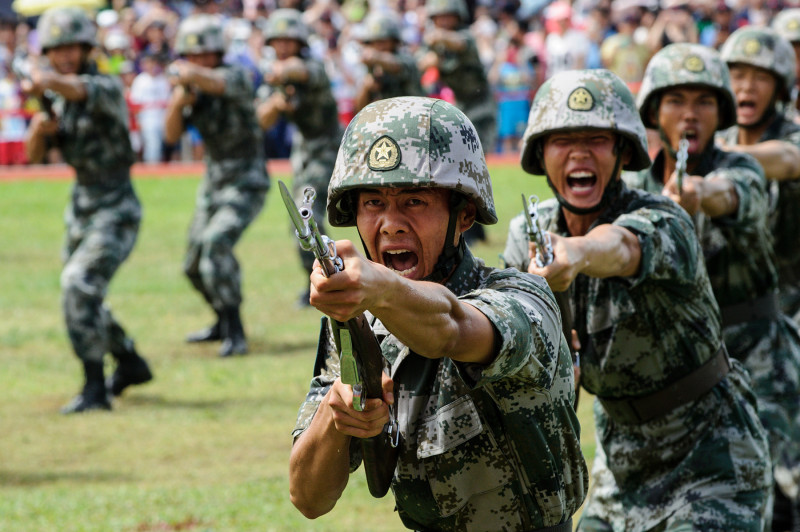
[311,240,496,365]
[24,112,58,163]
[529,225,641,292]
[723,140,800,181]
[289,375,393,518]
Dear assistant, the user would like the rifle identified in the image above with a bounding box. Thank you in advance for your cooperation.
[675,134,689,195]
[522,194,580,407]
[279,181,399,498]
[12,55,55,119]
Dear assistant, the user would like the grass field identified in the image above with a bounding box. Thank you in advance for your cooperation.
[0,164,595,532]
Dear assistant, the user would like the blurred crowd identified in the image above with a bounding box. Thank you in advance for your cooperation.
[0,0,797,164]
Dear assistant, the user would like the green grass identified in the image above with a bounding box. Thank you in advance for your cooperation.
[0,166,595,531]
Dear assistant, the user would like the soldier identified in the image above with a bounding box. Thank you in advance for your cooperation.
[289,97,587,530]
[417,0,495,244]
[625,43,800,530]
[164,14,269,357]
[353,10,423,114]
[504,68,772,531]
[772,9,800,121]
[22,6,153,413]
[255,8,343,306]
[719,27,800,328]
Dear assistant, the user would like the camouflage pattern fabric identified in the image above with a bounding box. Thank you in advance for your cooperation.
[326,96,496,228]
[182,64,269,310]
[625,146,800,507]
[772,9,800,44]
[718,117,800,325]
[502,185,772,531]
[417,30,496,153]
[50,69,141,363]
[425,0,469,20]
[175,14,225,55]
[37,6,96,51]
[364,51,424,104]
[292,249,588,530]
[257,57,342,273]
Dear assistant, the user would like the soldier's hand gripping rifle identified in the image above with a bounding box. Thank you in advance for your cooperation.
[279,181,399,498]
[522,194,580,406]
[675,134,689,195]
[12,55,55,119]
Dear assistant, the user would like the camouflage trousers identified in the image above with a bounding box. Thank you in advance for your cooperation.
[184,181,266,311]
[290,131,339,274]
[61,197,141,364]
[578,363,772,531]
[725,316,800,504]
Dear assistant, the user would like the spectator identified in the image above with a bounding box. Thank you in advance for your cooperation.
[130,52,171,163]
[543,0,590,77]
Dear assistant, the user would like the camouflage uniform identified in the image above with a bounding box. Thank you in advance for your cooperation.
[358,11,424,104]
[32,7,153,413]
[258,9,343,275]
[717,26,800,326]
[174,15,269,345]
[293,97,587,530]
[505,69,772,531]
[418,0,497,154]
[626,42,800,523]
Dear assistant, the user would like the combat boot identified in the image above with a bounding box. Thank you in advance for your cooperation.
[107,339,153,397]
[61,360,111,414]
[186,309,223,343]
[219,307,248,358]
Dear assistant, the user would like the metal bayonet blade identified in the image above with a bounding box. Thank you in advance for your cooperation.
[278,180,307,235]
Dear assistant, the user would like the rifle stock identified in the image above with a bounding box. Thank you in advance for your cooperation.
[279,180,399,498]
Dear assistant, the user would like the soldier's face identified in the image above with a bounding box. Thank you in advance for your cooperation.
[46,43,85,75]
[431,14,459,30]
[729,63,777,127]
[366,39,395,53]
[542,130,626,211]
[270,37,301,60]
[655,87,718,155]
[355,188,474,281]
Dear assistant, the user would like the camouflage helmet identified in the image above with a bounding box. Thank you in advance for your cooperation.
[263,9,309,46]
[327,96,497,227]
[360,11,402,42]
[426,0,469,21]
[175,14,225,55]
[720,26,796,102]
[637,43,736,130]
[38,7,96,52]
[772,9,800,43]
[520,69,650,175]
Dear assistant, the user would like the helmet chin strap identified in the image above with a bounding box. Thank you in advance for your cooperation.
[540,137,624,216]
[423,194,468,283]
[357,193,468,284]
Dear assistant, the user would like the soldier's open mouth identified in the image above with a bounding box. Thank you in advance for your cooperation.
[383,250,418,276]
[567,171,596,192]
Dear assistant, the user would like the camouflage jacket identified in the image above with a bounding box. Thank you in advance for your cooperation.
[49,66,139,220]
[366,51,424,102]
[503,185,723,399]
[257,57,341,141]
[185,64,268,190]
[293,249,588,531]
[623,146,777,308]
[717,115,800,283]
[418,29,492,108]
[52,67,135,179]
[502,186,772,529]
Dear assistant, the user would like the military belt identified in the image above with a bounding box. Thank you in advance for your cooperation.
[598,346,730,425]
[75,167,130,187]
[720,292,780,328]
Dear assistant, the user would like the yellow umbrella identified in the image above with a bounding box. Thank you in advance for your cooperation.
[11,0,105,17]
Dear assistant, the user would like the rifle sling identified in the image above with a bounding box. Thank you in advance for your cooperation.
[720,292,779,328]
[598,346,730,425]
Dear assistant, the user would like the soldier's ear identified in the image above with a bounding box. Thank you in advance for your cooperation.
[458,201,477,234]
